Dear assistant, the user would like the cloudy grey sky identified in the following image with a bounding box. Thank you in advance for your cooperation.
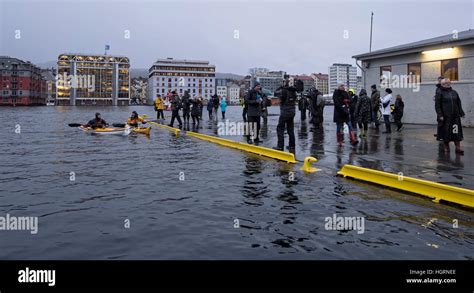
[0,0,473,75]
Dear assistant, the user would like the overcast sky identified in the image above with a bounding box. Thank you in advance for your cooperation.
[0,0,473,75]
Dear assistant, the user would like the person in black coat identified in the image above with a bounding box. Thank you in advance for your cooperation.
[355,89,371,138]
[190,95,202,125]
[348,89,358,131]
[244,82,263,144]
[393,94,404,132]
[307,87,325,129]
[435,78,465,155]
[298,96,309,121]
[333,84,358,146]
[434,76,444,140]
[211,94,220,121]
[168,91,182,128]
[181,90,191,124]
[274,78,298,151]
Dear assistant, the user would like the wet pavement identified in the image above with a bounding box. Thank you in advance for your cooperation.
[0,105,472,260]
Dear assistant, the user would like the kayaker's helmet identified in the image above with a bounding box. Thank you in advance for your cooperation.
[131,111,138,118]
[348,89,355,95]
[95,112,101,119]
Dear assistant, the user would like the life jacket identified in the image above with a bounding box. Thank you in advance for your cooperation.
[128,116,145,126]
[155,98,164,110]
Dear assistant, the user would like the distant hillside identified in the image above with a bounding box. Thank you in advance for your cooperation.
[36,60,57,69]
[131,68,149,78]
[215,72,245,80]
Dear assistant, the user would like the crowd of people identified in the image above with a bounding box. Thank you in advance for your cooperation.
[153,90,230,128]
[147,76,465,156]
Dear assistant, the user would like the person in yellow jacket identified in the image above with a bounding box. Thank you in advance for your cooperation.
[127,111,147,127]
[154,95,165,120]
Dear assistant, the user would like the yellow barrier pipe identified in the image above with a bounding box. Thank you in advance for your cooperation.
[149,121,180,135]
[337,165,474,208]
[187,131,296,163]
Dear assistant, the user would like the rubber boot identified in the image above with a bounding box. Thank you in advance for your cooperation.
[455,142,464,155]
[337,133,344,146]
[443,142,450,153]
[349,131,359,145]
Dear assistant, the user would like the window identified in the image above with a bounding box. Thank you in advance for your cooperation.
[380,65,392,85]
[441,59,458,81]
[407,63,421,83]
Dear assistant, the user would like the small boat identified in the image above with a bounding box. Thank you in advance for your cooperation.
[132,126,151,135]
[80,126,131,136]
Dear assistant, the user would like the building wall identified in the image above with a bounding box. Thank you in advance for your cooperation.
[217,86,227,98]
[56,54,130,106]
[148,59,216,104]
[228,86,240,104]
[313,73,329,95]
[361,45,473,126]
[0,57,44,106]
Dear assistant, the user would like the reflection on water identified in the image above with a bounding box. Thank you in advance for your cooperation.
[0,106,472,260]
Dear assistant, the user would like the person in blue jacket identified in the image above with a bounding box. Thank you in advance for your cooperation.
[220,98,227,119]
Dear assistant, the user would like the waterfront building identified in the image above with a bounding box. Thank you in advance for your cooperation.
[56,53,130,106]
[148,58,216,103]
[353,29,474,126]
[41,68,56,105]
[0,56,45,106]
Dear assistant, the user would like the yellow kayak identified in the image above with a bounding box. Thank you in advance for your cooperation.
[80,126,131,136]
[132,126,151,135]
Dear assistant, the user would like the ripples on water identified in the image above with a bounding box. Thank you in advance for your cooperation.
[0,106,472,260]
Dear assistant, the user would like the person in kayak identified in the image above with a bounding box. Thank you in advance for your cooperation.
[127,111,147,127]
[86,113,108,129]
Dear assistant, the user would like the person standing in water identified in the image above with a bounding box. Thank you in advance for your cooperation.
[168,91,183,128]
[435,78,465,155]
[154,94,165,120]
[220,97,227,119]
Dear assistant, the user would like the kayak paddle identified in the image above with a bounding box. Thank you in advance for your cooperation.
[68,123,83,127]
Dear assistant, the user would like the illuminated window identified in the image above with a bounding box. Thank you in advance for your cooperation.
[441,59,458,81]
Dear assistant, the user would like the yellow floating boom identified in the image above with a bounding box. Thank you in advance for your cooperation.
[187,131,296,163]
[149,121,180,135]
[337,165,474,208]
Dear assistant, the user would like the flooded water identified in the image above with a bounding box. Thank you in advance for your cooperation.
[0,106,473,260]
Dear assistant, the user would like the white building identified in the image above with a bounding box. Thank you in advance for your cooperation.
[148,58,216,104]
[227,83,240,104]
[216,85,227,99]
[329,63,357,94]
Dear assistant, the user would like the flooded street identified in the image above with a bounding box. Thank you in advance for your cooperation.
[0,106,472,260]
